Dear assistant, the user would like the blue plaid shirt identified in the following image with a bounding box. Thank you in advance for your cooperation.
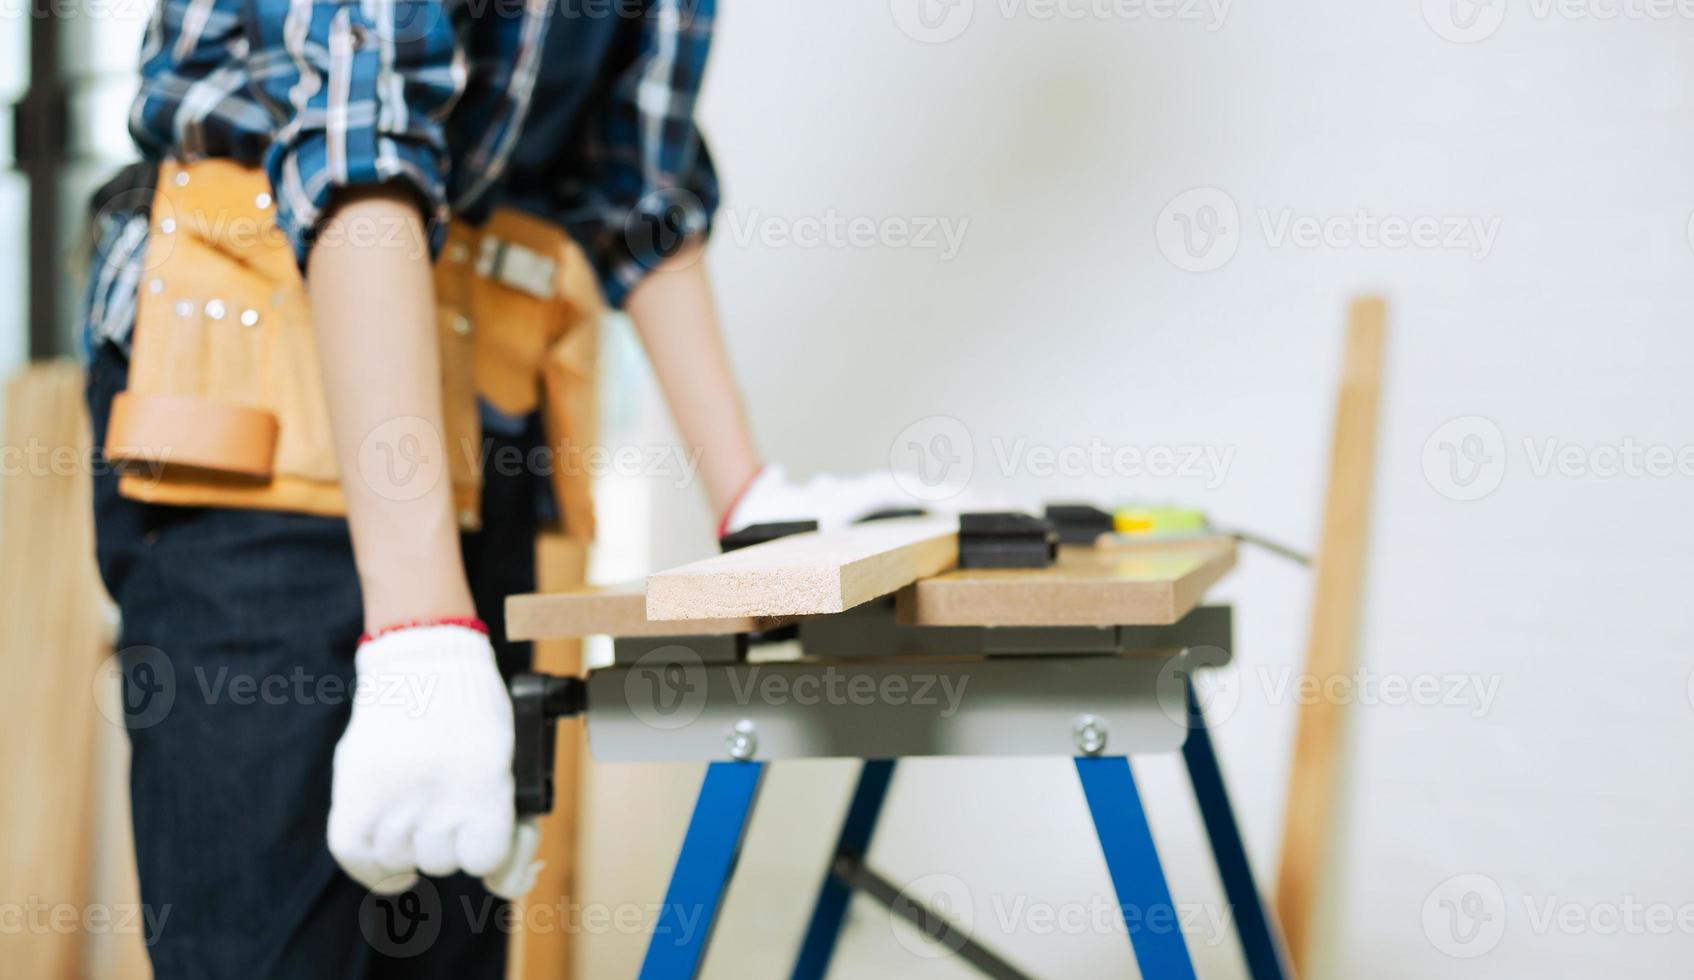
[96,0,717,350]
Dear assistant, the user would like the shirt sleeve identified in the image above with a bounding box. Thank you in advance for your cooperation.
[245,0,466,268]
[562,0,721,308]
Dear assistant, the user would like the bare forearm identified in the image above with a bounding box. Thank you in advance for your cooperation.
[625,246,762,514]
[307,188,473,630]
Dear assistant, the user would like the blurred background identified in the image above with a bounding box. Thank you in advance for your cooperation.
[4,0,1692,977]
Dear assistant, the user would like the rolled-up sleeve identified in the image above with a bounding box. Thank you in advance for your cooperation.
[564,0,721,308]
[246,0,466,267]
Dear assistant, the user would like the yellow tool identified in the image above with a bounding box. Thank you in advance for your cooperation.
[1112,505,1211,538]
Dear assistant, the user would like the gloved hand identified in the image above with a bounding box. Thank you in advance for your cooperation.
[327,620,542,900]
[721,463,1008,536]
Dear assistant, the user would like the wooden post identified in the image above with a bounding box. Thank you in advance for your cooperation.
[1274,298,1387,974]
[0,362,116,979]
[508,535,591,979]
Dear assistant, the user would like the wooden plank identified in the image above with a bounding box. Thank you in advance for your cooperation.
[512,533,589,980]
[896,537,1237,627]
[1093,532,1236,555]
[1275,297,1387,973]
[0,362,113,980]
[644,517,958,621]
[509,537,1237,638]
[507,581,788,640]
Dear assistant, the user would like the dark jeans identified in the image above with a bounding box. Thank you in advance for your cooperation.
[86,342,539,979]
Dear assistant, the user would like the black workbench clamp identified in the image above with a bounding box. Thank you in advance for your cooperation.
[511,672,587,817]
[957,512,1058,569]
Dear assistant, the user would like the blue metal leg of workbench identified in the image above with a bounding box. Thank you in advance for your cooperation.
[790,759,898,980]
[1181,683,1291,980]
[639,761,766,980]
[1075,756,1199,980]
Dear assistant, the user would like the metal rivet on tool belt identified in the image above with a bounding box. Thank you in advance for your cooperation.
[148,278,164,294]
[174,300,193,318]
[725,720,757,760]
[205,299,226,321]
[159,218,176,234]
[449,243,469,264]
[240,309,260,328]
[1072,715,1108,756]
[255,192,272,209]
[452,315,472,336]
[457,509,477,527]
[174,171,189,187]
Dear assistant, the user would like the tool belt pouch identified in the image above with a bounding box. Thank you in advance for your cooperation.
[105,159,599,538]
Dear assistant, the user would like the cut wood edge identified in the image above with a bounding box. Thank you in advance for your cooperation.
[506,582,791,641]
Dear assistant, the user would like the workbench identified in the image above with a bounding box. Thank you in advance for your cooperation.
[507,526,1290,980]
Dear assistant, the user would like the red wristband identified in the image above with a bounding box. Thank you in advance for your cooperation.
[358,616,489,646]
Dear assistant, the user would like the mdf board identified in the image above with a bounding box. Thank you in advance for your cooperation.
[1275,298,1387,973]
[644,518,958,620]
[897,537,1237,627]
[0,362,114,979]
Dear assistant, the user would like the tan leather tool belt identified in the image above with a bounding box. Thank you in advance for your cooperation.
[104,159,598,540]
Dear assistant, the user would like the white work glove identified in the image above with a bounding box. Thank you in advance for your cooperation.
[722,463,1008,535]
[327,622,542,900]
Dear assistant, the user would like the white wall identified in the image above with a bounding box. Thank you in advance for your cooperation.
[580,2,1694,976]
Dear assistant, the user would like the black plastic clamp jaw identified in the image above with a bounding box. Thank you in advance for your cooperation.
[957,512,1059,569]
[511,672,587,817]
